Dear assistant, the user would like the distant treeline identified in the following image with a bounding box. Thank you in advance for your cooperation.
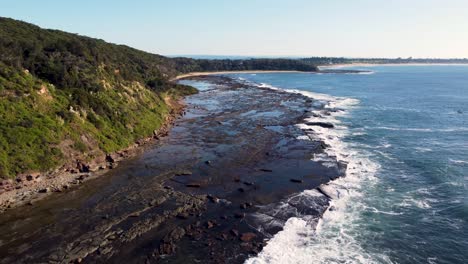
[173,57,318,72]
[300,57,468,66]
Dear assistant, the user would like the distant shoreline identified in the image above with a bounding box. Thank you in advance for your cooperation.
[319,62,468,69]
[172,63,468,81]
[171,70,307,81]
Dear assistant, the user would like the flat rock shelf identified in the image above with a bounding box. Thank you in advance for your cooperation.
[0,75,345,264]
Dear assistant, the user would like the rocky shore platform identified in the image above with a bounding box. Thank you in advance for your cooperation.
[0,75,345,263]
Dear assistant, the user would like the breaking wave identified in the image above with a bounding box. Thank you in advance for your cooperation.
[246,82,391,264]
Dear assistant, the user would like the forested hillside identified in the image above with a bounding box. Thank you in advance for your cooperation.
[0,17,317,178]
[0,17,196,178]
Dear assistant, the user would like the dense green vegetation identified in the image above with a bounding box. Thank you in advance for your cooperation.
[0,17,196,178]
[300,57,468,66]
[172,57,318,72]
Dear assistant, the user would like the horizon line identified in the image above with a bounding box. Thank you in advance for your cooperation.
[167,54,468,60]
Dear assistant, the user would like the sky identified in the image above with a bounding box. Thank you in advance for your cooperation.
[2,0,468,58]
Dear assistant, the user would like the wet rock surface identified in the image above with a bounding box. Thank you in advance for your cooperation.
[0,76,344,263]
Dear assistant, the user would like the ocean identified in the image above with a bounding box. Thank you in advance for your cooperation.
[223,66,468,264]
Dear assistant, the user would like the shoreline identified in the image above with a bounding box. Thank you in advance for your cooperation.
[0,99,186,213]
[172,62,468,81]
[171,70,308,81]
[0,74,345,263]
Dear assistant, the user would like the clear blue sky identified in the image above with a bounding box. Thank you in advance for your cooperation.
[2,0,468,58]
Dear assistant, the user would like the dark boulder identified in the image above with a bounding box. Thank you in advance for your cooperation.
[306,122,334,128]
[290,178,303,183]
[240,233,257,242]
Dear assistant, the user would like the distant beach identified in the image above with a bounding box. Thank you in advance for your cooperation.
[171,70,306,81]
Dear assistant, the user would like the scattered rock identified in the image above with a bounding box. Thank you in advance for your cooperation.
[175,171,192,176]
[159,227,186,255]
[177,213,189,219]
[243,181,254,186]
[206,220,216,229]
[129,212,140,217]
[240,232,257,242]
[105,154,116,163]
[290,178,303,183]
[38,188,50,193]
[207,195,219,203]
[0,179,12,186]
[76,161,90,173]
[305,122,334,128]
[75,175,87,181]
[230,229,239,237]
[234,212,245,219]
[240,202,253,209]
[159,242,176,255]
[320,142,329,149]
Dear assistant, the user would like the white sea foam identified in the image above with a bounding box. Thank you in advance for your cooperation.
[246,82,391,264]
[449,159,468,165]
[371,126,468,133]
[414,147,433,152]
[347,71,375,75]
[399,198,432,209]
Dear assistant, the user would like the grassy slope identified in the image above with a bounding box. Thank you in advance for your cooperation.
[0,18,196,178]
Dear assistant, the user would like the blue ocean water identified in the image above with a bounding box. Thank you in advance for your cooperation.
[229,66,468,264]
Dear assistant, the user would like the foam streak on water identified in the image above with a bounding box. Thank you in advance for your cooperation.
[246,82,391,264]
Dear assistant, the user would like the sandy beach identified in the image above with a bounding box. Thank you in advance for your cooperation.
[171,70,307,81]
